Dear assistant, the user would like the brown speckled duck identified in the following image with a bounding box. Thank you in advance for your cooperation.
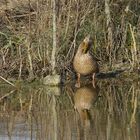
[73,35,99,88]
[74,84,98,127]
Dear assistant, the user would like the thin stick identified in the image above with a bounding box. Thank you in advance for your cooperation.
[11,12,37,18]
[51,0,57,75]
[129,23,137,65]
[0,76,15,87]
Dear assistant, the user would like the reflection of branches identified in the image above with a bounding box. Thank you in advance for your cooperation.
[99,80,139,122]
[0,79,139,140]
[65,85,75,107]
[130,88,138,125]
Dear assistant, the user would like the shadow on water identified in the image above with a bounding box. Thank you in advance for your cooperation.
[0,79,140,140]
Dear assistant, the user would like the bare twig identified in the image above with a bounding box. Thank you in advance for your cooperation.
[51,0,57,75]
[129,23,138,67]
[0,76,15,87]
[11,12,37,18]
[26,0,34,79]
[64,0,72,39]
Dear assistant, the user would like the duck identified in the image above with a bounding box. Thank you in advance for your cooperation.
[74,84,99,128]
[73,35,99,88]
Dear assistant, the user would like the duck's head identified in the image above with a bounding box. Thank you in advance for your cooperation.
[80,35,93,54]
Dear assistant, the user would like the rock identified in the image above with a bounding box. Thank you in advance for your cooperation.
[43,74,61,86]
[43,86,61,95]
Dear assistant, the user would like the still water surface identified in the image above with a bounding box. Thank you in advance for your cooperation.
[0,79,139,140]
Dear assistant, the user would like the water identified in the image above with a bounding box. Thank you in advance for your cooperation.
[0,79,139,140]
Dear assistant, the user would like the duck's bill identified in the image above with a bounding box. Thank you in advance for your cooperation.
[83,43,89,53]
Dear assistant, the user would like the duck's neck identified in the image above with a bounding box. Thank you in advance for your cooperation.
[77,46,89,55]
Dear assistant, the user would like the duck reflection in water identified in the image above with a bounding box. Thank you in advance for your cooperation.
[74,84,99,128]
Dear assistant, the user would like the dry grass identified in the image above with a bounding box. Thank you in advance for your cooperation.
[0,0,140,79]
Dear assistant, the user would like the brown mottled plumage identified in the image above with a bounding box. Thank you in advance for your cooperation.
[74,85,98,127]
[73,35,99,87]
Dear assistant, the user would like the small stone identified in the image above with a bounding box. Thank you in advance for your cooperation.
[43,86,60,95]
[43,74,60,86]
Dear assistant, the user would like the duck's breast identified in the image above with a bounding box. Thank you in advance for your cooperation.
[73,53,98,75]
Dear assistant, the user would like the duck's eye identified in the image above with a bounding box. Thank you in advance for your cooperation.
[88,41,93,47]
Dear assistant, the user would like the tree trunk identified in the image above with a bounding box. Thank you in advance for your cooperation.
[51,0,57,75]
[105,0,113,64]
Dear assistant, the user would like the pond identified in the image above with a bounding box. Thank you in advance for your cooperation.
[0,79,139,140]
